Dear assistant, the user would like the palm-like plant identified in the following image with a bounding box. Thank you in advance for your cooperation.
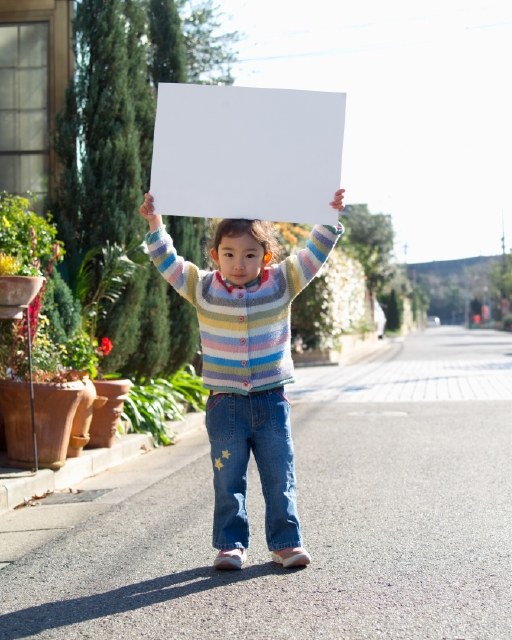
[75,241,146,340]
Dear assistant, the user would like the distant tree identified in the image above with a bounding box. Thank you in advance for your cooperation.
[379,288,402,331]
[341,204,395,304]
[177,0,239,84]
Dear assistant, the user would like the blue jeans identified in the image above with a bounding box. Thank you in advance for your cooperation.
[205,387,303,551]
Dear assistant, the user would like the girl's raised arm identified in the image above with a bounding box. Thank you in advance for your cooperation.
[279,189,345,299]
[141,192,201,307]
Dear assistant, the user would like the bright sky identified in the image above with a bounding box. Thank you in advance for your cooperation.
[218,0,512,263]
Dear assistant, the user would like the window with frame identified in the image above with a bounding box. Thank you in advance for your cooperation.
[0,22,49,212]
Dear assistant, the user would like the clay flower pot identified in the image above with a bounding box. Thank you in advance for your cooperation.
[0,380,84,469]
[67,378,108,458]
[87,379,132,449]
[0,276,45,319]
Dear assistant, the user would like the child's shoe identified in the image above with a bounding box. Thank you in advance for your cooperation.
[271,547,311,568]
[213,548,247,570]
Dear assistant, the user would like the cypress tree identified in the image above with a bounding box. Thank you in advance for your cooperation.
[148,0,188,86]
[122,0,171,378]
[148,0,203,373]
[76,0,143,251]
[50,79,82,284]
[70,0,146,372]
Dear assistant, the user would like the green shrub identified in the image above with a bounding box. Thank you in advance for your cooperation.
[122,366,208,446]
[0,192,60,275]
[41,270,82,345]
[502,314,512,331]
[291,249,368,351]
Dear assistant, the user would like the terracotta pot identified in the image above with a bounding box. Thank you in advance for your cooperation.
[0,380,84,469]
[87,379,132,449]
[0,276,45,320]
[67,379,108,458]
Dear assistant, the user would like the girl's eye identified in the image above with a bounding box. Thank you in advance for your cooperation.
[246,254,255,258]
[223,252,233,258]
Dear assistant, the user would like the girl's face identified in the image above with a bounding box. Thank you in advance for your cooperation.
[210,233,271,286]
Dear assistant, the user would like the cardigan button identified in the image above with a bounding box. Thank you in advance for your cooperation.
[241,360,247,367]
[239,316,244,322]
[240,338,246,345]
[238,293,244,298]
[243,381,249,387]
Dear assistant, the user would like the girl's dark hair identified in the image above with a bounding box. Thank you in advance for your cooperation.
[208,219,283,267]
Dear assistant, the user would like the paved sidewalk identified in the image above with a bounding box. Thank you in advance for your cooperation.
[290,329,512,403]
[289,356,512,402]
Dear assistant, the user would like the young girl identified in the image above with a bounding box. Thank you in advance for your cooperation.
[140,189,345,569]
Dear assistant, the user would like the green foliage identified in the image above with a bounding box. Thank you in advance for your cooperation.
[410,284,430,323]
[75,0,144,252]
[291,249,368,351]
[177,0,239,84]
[41,270,82,345]
[490,254,512,303]
[125,267,172,378]
[75,241,145,340]
[123,0,156,189]
[379,289,403,332]
[165,216,203,373]
[0,192,60,275]
[122,366,207,446]
[342,204,395,295]
[148,0,188,85]
[62,331,99,378]
[50,79,80,275]
[502,313,512,331]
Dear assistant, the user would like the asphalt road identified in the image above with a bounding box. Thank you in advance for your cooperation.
[1,327,512,639]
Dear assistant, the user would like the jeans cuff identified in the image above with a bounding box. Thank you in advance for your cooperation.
[213,542,248,550]
[268,540,303,551]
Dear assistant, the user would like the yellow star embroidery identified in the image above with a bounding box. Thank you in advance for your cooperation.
[222,450,231,459]
[214,458,224,470]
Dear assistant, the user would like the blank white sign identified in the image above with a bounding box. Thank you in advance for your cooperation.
[150,84,346,225]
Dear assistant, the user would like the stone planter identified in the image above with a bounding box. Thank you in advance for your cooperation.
[0,276,45,319]
[87,379,132,449]
[66,378,107,458]
[0,380,84,469]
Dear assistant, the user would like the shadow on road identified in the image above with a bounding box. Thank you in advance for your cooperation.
[0,563,300,638]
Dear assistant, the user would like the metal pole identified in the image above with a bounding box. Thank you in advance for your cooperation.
[25,307,38,473]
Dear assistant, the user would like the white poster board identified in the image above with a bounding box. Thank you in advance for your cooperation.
[150,84,346,225]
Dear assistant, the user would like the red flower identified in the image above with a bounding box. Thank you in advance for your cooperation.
[98,337,113,356]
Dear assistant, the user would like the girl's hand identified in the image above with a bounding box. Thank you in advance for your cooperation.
[140,191,163,232]
[140,191,156,219]
[329,189,345,212]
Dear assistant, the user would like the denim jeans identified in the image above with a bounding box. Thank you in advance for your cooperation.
[205,386,302,551]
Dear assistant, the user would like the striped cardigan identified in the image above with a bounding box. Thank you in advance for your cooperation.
[146,223,344,394]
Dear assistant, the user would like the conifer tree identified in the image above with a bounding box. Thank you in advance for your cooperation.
[148,0,203,372]
[51,0,147,372]
[123,0,171,377]
[75,0,143,252]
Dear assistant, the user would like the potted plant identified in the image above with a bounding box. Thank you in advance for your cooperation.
[0,193,84,468]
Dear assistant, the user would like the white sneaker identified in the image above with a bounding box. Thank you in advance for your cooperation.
[271,547,311,568]
[213,548,247,570]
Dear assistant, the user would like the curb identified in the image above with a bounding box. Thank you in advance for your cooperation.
[0,433,152,515]
[0,411,207,516]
